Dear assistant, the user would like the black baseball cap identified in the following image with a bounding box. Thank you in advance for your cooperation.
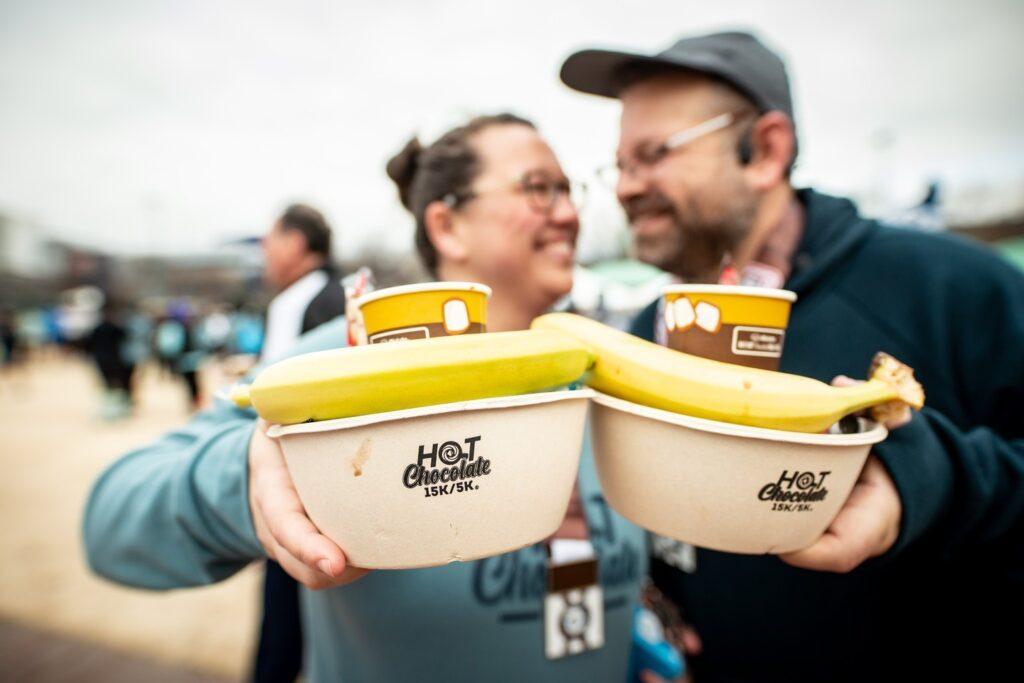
[560,31,793,119]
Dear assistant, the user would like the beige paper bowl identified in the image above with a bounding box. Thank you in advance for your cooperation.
[588,392,887,554]
[268,389,594,569]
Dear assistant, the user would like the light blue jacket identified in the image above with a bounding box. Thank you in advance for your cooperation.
[83,317,647,681]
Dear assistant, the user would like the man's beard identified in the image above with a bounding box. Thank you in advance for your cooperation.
[625,190,754,282]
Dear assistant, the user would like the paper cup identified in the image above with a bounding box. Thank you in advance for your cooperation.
[662,285,796,370]
[588,392,886,554]
[268,389,594,569]
[355,282,491,344]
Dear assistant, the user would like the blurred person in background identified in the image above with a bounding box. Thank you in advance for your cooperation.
[212,305,264,386]
[85,299,132,420]
[154,313,187,378]
[196,305,232,355]
[153,305,204,409]
[259,204,345,361]
[178,315,204,410]
[0,308,42,393]
[57,286,103,352]
[83,113,648,682]
[0,308,18,369]
[119,306,153,407]
[253,203,346,682]
[42,306,63,349]
[231,305,265,357]
[560,30,1024,681]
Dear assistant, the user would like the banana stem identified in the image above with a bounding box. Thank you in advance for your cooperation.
[229,384,252,409]
[829,379,898,415]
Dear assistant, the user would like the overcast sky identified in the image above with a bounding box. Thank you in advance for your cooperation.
[1,0,1022,258]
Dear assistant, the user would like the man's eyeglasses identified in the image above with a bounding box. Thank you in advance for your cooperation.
[444,171,587,214]
[596,111,745,188]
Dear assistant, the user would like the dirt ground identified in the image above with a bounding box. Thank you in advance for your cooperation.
[0,352,261,679]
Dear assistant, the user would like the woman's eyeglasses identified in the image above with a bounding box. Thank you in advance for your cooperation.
[444,171,587,214]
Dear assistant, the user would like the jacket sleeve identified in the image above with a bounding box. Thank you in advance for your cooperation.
[873,409,1024,562]
[82,402,264,589]
[81,317,351,590]
[873,254,1024,565]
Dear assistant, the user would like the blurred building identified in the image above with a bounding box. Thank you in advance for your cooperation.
[0,212,76,306]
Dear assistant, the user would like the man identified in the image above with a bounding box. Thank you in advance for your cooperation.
[256,203,346,682]
[561,31,1024,681]
[260,203,346,361]
[85,300,132,420]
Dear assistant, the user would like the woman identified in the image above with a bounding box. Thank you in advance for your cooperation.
[84,114,646,681]
[386,113,579,332]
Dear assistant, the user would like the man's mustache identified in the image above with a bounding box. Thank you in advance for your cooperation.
[623,192,676,224]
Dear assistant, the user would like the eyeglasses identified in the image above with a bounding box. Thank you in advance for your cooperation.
[444,170,587,214]
[596,111,745,188]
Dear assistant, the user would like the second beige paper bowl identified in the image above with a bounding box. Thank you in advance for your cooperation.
[268,389,594,569]
[589,392,887,554]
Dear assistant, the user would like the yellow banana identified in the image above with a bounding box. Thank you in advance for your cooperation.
[231,329,593,424]
[531,313,924,433]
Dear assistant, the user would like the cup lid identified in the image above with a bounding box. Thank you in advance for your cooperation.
[355,281,492,308]
[662,284,797,302]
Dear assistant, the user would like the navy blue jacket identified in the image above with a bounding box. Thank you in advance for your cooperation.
[634,189,1024,682]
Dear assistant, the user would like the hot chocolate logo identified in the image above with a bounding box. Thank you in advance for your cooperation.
[758,470,830,512]
[402,435,491,497]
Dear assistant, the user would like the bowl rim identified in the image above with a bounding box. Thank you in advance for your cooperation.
[354,281,493,308]
[590,391,887,446]
[268,388,595,438]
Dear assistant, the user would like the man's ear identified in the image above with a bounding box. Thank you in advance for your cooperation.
[743,111,796,190]
[424,200,470,264]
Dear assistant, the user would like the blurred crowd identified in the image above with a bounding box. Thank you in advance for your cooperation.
[0,292,265,418]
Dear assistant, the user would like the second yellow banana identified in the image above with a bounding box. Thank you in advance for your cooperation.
[532,313,922,433]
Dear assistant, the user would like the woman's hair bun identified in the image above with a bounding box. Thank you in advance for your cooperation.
[385,137,423,210]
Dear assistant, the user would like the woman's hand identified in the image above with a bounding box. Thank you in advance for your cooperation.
[248,419,370,589]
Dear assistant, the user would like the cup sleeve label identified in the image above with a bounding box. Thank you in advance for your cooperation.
[731,326,785,358]
[369,326,430,344]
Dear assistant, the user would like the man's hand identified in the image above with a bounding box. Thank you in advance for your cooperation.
[778,454,900,572]
[248,419,370,589]
[778,375,908,573]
